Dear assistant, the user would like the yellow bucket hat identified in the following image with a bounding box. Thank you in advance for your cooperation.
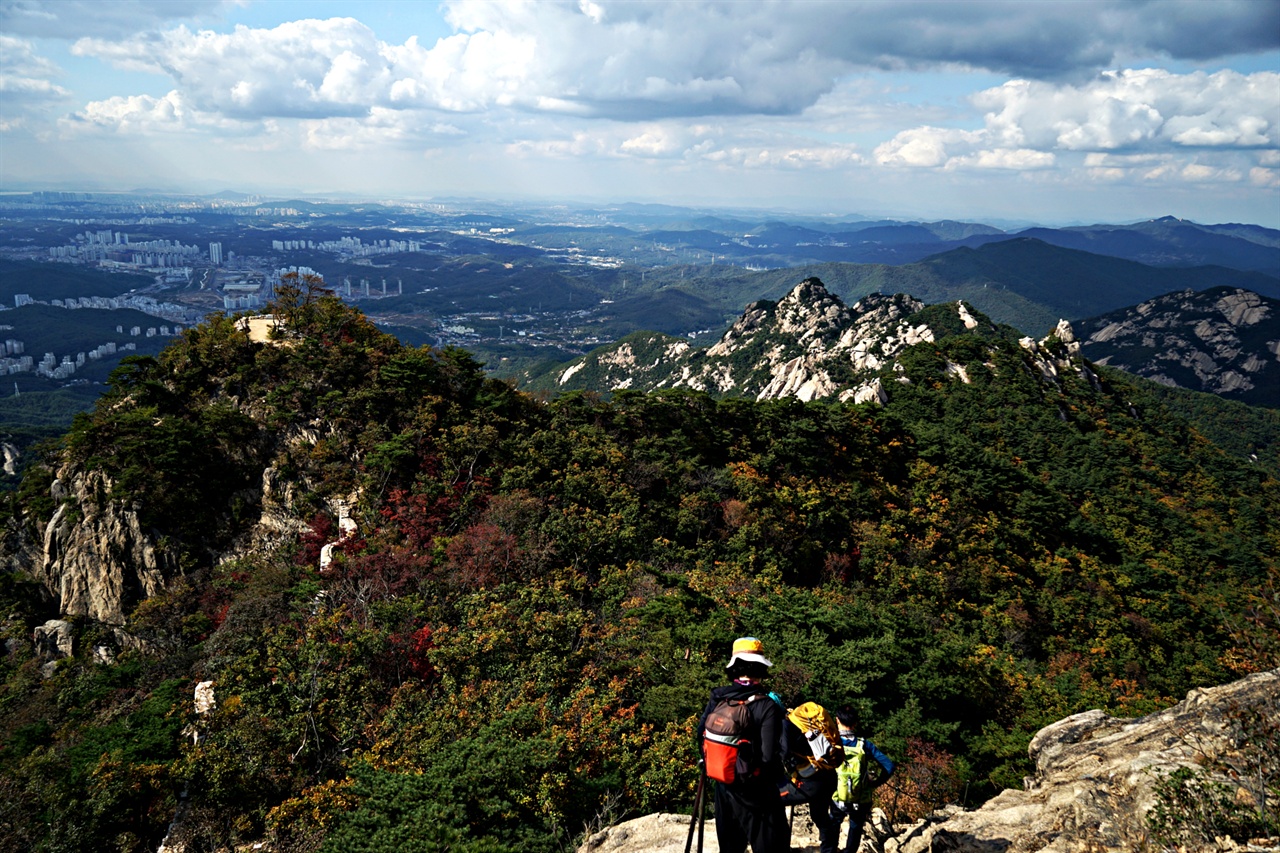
[726,636,773,669]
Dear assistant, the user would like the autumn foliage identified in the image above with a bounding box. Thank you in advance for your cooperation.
[1,291,1276,852]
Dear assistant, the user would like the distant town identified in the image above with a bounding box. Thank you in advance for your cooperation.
[2,190,1276,397]
[0,192,658,372]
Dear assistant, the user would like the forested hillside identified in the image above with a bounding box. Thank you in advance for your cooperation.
[0,283,1276,852]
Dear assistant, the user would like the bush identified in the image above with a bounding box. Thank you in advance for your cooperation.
[1147,695,1280,847]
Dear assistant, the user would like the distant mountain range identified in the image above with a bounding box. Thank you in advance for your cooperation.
[1015,217,1280,274]
[795,238,1280,338]
[550,207,1280,275]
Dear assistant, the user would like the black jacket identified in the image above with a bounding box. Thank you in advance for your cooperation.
[698,682,785,792]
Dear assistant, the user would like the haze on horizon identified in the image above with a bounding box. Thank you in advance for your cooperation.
[1,0,1278,227]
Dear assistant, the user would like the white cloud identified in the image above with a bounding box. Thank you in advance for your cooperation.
[875,68,1278,188]
[975,69,1279,152]
[301,108,465,151]
[0,35,69,130]
[1250,167,1280,188]
[948,148,1056,170]
[61,89,256,134]
[510,118,865,169]
[619,127,684,157]
[875,128,980,167]
[0,38,64,98]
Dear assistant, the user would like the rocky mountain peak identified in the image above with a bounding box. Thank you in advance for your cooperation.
[775,277,851,339]
[1077,286,1280,407]
[542,278,1089,407]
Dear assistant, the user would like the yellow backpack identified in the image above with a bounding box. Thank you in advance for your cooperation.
[786,702,845,772]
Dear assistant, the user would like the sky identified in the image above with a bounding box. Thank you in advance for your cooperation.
[1,0,1278,226]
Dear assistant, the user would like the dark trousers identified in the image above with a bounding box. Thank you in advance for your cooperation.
[814,800,870,853]
[713,780,789,853]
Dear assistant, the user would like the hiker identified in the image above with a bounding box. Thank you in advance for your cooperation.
[698,637,789,853]
[815,705,895,853]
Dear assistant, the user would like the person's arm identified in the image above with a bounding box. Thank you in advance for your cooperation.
[866,739,895,784]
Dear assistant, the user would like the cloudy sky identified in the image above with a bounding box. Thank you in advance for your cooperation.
[2,0,1278,225]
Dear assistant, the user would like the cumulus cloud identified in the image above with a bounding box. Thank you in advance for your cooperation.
[64,0,1280,130]
[976,69,1278,152]
[876,69,1278,178]
[62,89,257,134]
[68,10,838,122]
[72,19,403,119]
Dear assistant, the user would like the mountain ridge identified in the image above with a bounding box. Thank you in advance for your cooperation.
[1077,286,1280,408]
[534,276,1097,408]
[1,283,1276,851]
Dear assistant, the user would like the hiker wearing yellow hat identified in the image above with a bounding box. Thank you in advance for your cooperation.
[725,636,774,669]
[697,637,789,853]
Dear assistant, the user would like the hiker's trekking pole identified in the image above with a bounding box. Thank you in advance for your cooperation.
[685,761,706,853]
[696,767,707,853]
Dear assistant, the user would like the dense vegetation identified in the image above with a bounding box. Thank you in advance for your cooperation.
[0,281,1276,852]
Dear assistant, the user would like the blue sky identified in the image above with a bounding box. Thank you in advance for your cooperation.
[2,0,1278,226]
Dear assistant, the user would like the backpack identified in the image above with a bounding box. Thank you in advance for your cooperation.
[777,702,845,805]
[834,736,870,804]
[786,702,845,773]
[702,693,763,784]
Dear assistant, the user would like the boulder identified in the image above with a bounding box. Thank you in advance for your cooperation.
[33,618,73,659]
[575,802,889,853]
[577,670,1279,853]
[889,668,1280,853]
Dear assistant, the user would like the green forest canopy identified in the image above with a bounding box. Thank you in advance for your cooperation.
[1,287,1276,852]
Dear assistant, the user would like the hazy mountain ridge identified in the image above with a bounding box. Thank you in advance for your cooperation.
[837,238,1280,335]
[1019,216,1280,274]
[519,206,1280,273]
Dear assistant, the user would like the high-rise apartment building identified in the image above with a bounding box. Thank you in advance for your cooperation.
[209,242,223,265]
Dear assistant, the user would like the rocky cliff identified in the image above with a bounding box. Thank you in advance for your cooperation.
[545,278,1094,405]
[578,668,1279,853]
[32,467,178,625]
[1077,287,1280,408]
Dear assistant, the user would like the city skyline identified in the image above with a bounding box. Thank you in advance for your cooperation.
[2,0,1278,227]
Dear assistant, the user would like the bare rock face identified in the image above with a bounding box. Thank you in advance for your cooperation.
[34,468,178,626]
[549,278,1014,405]
[2,442,19,477]
[1078,286,1280,407]
[33,618,73,659]
[575,802,885,853]
[889,668,1280,853]
[33,618,74,678]
[4,415,352,626]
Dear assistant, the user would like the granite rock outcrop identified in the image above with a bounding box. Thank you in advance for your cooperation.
[1077,286,1280,407]
[548,278,1091,405]
[576,669,1279,853]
